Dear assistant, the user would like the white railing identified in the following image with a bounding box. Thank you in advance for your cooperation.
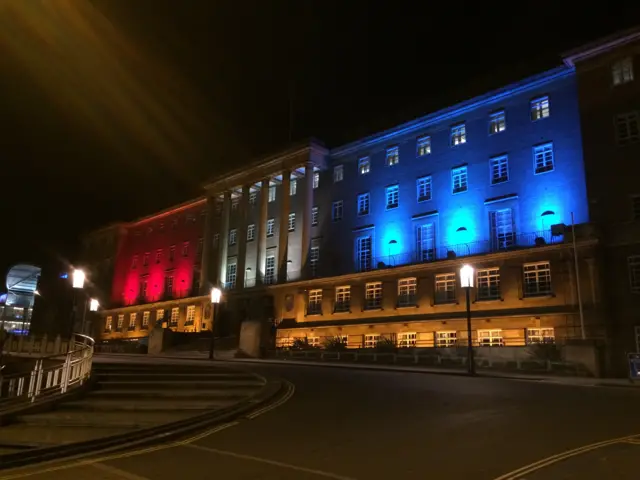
[0,333,95,409]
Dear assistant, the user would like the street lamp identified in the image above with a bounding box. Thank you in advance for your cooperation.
[68,269,86,351]
[460,264,476,376]
[209,287,222,360]
[72,269,85,289]
[89,298,99,312]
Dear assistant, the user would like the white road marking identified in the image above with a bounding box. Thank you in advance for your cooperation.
[91,461,151,480]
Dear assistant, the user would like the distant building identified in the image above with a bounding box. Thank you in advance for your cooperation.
[0,264,41,334]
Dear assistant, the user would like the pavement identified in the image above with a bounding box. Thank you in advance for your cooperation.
[2,359,640,479]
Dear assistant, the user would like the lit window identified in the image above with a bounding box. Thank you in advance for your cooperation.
[268,185,276,202]
[478,329,503,347]
[313,172,320,189]
[450,124,466,146]
[531,96,550,121]
[490,155,509,184]
[417,135,431,156]
[417,223,435,262]
[311,206,319,226]
[333,165,344,183]
[364,333,380,348]
[527,328,555,344]
[310,243,320,277]
[358,156,370,175]
[105,316,113,332]
[307,337,320,347]
[632,196,640,221]
[335,286,351,312]
[185,305,196,325]
[397,332,417,348]
[290,179,297,196]
[182,242,189,257]
[141,311,150,329]
[117,314,124,330]
[288,213,296,231]
[226,262,237,288]
[264,256,276,284]
[397,277,417,307]
[386,146,399,166]
[490,208,515,250]
[357,193,370,216]
[612,57,634,86]
[629,256,640,293]
[356,235,372,272]
[170,307,179,327]
[452,166,468,194]
[165,275,174,296]
[307,289,322,315]
[249,191,257,205]
[523,262,552,297]
[332,201,343,221]
[489,110,506,134]
[435,331,457,347]
[156,309,164,324]
[476,268,500,300]
[435,273,456,304]
[266,218,275,237]
[416,176,432,202]
[247,224,255,241]
[533,143,554,174]
[615,112,640,145]
[128,313,137,330]
[364,282,382,309]
[228,229,237,246]
[386,185,399,209]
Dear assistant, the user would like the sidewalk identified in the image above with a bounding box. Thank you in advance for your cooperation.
[225,357,640,389]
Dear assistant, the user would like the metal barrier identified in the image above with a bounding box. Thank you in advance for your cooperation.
[0,333,95,409]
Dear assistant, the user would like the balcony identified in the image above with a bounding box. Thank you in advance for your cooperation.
[307,303,322,315]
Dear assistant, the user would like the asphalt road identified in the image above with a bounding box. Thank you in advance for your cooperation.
[3,361,640,480]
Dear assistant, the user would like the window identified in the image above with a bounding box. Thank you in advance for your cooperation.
[156,309,164,324]
[143,253,149,267]
[490,155,509,184]
[386,146,399,166]
[290,179,297,196]
[533,143,554,174]
[307,337,320,347]
[612,57,634,86]
[128,313,137,330]
[476,268,500,300]
[386,185,399,209]
[249,191,257,205]
[231,198,239,211]
[247,224,256,241]
[629,256,640,293]
[310,245,320,277]
[527,327,555,344]
[490,208,515,250]
[356,236,372,272]
[165,275,174,296]
[265,255,276,284]
[117,314,124,331]
[131,255,138,269]
[398,332,417,348]
[268,185,276,202]
[435,273,456,304]
[308,289,322,315]
[169,245,175,261]
[450,124,466,146]
[489,110,506,134]
[155,249,162,264]
[365,282,382,310]
[357,193,370,216]
[170,307,179,327]
[266,218,275,237]
[417,223,435,261]
[141,311,150,329]
[435,331,457,347]
[397,277,417,306]
[633,196,640,221]
[478,329,503,347]
[182,242,189,257]
[105,316,113,332]
[531,96,550,121]
[333,165,344,183]
[364,334,380,348]
[358,156,370,175]
[452,166,468,194]
[140,279,148,299]
[228,229,237,246]
[523,262,552,297]
[313,172,320,189]
[226,262,237,288]
[335,286,351,312]
[311,206,319,226]
[332,201,343,221]
[417,135,431,156]
[185,305,196,325]
[417,176,432,202]
[288,213,296,231]
[615,112,640,145]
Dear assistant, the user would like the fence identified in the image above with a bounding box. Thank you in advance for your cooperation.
[0,333,95,410]
[2,333,72,356]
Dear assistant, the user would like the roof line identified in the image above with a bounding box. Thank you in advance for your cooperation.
[562,26,640,67]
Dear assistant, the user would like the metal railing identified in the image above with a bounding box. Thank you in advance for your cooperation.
[0,333,95,409]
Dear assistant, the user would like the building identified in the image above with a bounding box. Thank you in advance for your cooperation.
[0,264,41,334]
[563,28,640,374]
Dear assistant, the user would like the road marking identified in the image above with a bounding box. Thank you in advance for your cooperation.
[91,462,151,480]
[246,380,295,419]
[180,443,357,480]
[493,433,640,480]
[178,421,239,444]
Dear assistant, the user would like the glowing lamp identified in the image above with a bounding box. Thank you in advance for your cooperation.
[72,269,85,289]
[460,264,474,289]
[210,287,222,304]
[89,298,100,312]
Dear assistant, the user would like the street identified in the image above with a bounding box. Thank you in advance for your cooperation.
[3,362,640,479]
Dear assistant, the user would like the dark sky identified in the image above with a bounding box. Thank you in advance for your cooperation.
[1,0,639,279]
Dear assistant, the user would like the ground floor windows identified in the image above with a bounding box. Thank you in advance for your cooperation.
[364,334,380,348]
[397,332,417,348]
[185,305,196,326]
[435,331,457,347]
[526,327,555,344]
[170,307,179,327]
[141,311,150,330]
[478,329,503,347]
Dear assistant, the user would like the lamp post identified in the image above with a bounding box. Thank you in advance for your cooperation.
[68,269,85,351]
[84,298,99,337]
[460,264,476,376]
[209,287,222,360]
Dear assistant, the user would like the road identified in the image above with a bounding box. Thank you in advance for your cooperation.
[3,361,640,479]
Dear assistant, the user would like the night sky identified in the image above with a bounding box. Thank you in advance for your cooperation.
[1,1,639,282]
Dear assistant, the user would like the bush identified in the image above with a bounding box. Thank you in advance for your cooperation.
[374,337,397,353]
[291,338,319,350]
[323,336,347,351]
[528,342,561,361]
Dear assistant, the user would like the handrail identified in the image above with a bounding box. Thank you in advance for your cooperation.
[0,333,95,410]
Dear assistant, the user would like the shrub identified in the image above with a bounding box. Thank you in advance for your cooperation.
[374,337,397,353]
[323,336,347,351]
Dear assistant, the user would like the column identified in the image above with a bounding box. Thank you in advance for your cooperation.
[199,195,216,294]
[217,191,231,287]
[256,178,270,285]
[236,185,250,289]
[278,171,291,283]
[300,162,314,278]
